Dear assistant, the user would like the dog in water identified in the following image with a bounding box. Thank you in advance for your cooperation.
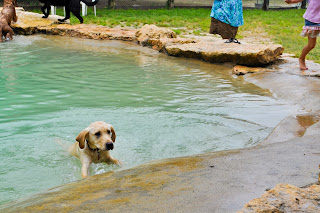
[68,121,120,178]
[39,0,99,23]
[0,0,17,42]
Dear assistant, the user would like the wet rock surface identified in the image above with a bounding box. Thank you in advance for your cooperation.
[232,65,273,75]
[1,115,320,212]
[239,184,320,213]
[233,54,320,77]
[10,8,69,34]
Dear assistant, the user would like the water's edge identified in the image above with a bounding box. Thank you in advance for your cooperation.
[1,38,320,212]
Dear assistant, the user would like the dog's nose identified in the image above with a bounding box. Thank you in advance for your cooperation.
[106,142,114,150]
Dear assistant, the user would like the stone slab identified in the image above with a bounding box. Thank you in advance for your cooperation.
[239,184,320,213]
[165,42,284,66]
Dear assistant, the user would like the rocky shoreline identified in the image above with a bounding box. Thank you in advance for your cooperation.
[11,9,283,67]
[1,9,320,213]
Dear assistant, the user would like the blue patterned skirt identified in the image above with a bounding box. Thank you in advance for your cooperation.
[210,0,244,27]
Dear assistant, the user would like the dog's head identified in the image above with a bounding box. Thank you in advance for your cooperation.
[3,0,17,7]
[76,121,116,151]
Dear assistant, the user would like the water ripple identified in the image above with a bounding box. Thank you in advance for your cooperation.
[0,35,300,205]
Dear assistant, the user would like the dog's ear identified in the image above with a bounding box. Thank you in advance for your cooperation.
[76,128,89,149]
[110,126,116,142]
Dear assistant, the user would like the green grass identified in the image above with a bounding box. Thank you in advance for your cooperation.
[242,9,307,60]
[32,8,318,63]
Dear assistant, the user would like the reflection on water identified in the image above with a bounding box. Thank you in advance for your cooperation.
[0,35,299,205]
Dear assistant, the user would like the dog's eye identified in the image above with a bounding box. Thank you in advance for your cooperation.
[107,130,111,134]
[95,132,101,138]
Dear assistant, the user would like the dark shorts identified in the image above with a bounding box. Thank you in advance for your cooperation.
[209,17,238,39]
[305,19,320,27]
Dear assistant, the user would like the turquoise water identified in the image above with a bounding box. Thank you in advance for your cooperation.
[0,35,298,205]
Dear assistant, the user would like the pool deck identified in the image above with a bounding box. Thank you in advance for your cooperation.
[2,9,320,213]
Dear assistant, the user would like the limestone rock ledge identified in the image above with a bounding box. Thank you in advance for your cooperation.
[11,10,284,66]
[165,42,284,66]
[232,65,272,75]
[135,24,177,45]
[11,10,136,41]
[37,24,136,41]
[135,25,284,66]
[239,184,320,213]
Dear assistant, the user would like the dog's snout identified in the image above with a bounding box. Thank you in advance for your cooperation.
[106,142,114,150]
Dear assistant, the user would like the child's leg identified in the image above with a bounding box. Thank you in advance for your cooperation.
[299,36,317,70]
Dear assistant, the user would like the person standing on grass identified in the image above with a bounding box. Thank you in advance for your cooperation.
[286,0,320,70]
[209,0,244,44]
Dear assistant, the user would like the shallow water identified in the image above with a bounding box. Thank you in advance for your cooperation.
[0,35,299,205]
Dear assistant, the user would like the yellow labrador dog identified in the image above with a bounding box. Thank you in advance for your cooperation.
[68,121,120,178]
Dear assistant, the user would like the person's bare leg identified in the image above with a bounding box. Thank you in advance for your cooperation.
[299,36,317,70]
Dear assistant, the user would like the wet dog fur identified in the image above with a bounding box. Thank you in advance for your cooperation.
[0,0,17,42]
[68,121,120,178]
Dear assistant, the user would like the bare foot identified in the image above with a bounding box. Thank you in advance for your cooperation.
[299,58,308,70]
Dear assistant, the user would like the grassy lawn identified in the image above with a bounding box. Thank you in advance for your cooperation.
[33,8,318,63]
